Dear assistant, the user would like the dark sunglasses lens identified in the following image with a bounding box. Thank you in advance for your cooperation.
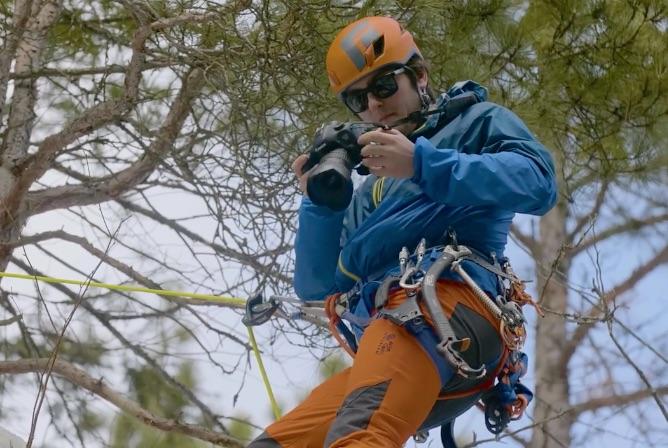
[345,91,367,113]
[371,73,399,98]
[343,70,400,113]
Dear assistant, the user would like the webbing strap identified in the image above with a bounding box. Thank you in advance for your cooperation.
[461,252,514,281]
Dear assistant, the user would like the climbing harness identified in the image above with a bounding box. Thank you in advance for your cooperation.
[238,236,540,444]
[304,237,541,444]
[372,239,536,379]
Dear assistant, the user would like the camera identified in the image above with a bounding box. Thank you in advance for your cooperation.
[301,121,378,211]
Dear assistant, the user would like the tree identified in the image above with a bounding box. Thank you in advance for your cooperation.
[418,1,668,446]
[1,1,666,447]
[1,0,309,446]
[506,2,667,447]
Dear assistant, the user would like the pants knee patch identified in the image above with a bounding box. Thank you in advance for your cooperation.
[247,431,282,447]
[324,380,390,446]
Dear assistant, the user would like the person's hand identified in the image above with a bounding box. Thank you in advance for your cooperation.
[292,154,311,195]
[358,128,415,178]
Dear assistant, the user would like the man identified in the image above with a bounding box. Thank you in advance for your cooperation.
[250,15,557,448]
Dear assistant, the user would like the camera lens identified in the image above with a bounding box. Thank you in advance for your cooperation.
[306,148,354,211]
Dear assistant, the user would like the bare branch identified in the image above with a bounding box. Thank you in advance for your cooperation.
[25,220,118,448]
[570,212,668,257]
[0,314,22,326]
[115,199,292,284]
[510,222,538,255]
[150,11,229,31]
[606,302,668,422]
[566,180,609,245]
[26,68,205,215]
[8,61,172,80]
[0,9,157,226]
[0,358,245,448]
[571,384,668,418]
[9,229,247,309]
[562,243,668,364]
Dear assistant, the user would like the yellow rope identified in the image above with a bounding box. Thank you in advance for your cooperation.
[247,326,281,419]
[0,271,245,305]
[0,271,282,420]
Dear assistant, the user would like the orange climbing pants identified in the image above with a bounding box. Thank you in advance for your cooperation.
[248,280,501,448]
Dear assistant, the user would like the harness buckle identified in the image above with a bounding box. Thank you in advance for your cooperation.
[374,274,425,326]
[376,293,424,326]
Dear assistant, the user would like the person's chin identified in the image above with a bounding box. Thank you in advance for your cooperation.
[395,123,414,135]
[379,114,395,124]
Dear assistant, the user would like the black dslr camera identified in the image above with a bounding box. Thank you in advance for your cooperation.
[301,121,379,211]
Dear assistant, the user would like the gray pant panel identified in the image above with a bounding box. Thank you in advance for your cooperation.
[247,431,282,448]
[323,380,390,446]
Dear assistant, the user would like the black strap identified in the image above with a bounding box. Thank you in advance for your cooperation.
[387,91,480,131]
[463,252,515,281]
[441,420,458,448]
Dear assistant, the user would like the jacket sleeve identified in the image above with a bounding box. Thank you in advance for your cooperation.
[411,104,557,215]
[293,197,345,300]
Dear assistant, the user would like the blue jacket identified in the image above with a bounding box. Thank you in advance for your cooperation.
[293,81,557,318]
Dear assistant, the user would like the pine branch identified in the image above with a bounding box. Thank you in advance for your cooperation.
[26,68,205,215]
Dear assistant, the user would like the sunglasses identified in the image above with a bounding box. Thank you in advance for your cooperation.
[342,67,407,113]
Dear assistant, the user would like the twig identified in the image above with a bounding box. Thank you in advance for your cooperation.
[25,220,125,448]
[0,358,245,448]
[0,314,22,326]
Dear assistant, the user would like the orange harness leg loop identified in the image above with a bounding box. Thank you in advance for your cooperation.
[325,293,357,358]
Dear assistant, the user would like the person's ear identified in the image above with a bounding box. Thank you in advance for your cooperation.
[416,70,429,91]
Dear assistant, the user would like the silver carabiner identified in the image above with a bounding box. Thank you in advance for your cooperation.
[399,265,421,290]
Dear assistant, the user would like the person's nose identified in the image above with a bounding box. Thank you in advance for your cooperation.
[367,92,383,111]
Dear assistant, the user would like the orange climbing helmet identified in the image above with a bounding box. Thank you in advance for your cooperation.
[326,16,422,96]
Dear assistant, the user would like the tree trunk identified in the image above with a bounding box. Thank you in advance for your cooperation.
[530,199,573,448]
[0,1,61,273]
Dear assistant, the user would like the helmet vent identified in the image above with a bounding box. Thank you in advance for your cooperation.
[372,36,385,58]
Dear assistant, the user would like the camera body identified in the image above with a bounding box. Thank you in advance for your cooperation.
[302,121,378,211]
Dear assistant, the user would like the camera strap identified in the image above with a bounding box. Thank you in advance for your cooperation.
[387,91,480,131]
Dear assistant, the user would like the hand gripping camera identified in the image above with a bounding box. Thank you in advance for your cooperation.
[298,92,481,211]
[301,121,380,211]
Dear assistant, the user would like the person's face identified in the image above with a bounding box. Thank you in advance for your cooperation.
[342,66,428,135]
